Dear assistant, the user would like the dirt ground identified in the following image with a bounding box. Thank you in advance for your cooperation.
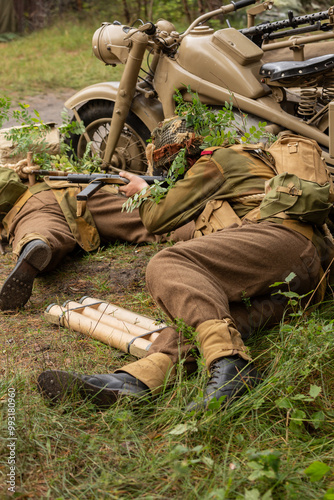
[0,239,166,379]
[2,89,76,129]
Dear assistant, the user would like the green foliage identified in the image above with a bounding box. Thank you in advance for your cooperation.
[269,272,313,318]
[0,96,11,128]
[0,32,19,43]
[51,110,103,173]
[173,86,272,148]
[0,98,102,174]
[324,490,334,500]
[1,98,51,159]
[276,384,326,431]
[303,461,334,499]
[167,443,214,473]
[246,449,281,481]
[124,88,274,212]
[122,147,188,212]
[304,461,331,482]
[59,108,85,140]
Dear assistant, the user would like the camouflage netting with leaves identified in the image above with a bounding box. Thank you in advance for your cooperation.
[147,116,204,173]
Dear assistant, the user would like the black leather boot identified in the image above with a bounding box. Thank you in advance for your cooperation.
[37,370,150,408]
[0,240,52,310]
[186,355,260,412]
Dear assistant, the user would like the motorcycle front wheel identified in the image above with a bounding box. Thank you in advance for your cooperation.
[66,99,150,174]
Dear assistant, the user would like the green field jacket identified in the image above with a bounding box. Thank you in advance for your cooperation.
[139,144,276,234]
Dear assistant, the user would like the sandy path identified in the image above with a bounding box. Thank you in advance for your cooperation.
[2,89,76,129]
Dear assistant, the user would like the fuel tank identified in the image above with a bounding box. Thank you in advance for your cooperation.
[176,27,266,99]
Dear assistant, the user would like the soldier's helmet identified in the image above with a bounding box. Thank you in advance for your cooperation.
[146,116,204,174]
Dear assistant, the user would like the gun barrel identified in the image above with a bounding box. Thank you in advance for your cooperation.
[31,170,68,176]
[240,9,331,38]
[48,174,165,184]
[49,174,127,183]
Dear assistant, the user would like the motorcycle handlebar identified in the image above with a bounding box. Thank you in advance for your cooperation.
[231,0,257,11]
[180,0,257,39]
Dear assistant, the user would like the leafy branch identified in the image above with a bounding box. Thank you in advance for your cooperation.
[124,88,273,212]
[173,86,270,148]
[1,97,51,158]
[123,147,188,212]
[0,96,101,174]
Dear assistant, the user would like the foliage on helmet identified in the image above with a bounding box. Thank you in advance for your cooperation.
[146,116,203,174]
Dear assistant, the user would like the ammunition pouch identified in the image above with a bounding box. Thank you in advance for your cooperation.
[194,200,241,237]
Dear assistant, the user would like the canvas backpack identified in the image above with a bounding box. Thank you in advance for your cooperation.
[0,168,27,222]
[259,133,334,226]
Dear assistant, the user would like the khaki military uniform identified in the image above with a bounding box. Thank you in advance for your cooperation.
[115,146,332,393]
[2,145,275,270]
[2,181,193,270]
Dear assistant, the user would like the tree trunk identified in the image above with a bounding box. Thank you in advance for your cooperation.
[13,0,24,32]
[197,0,205,15]
[148,0,154,19]
[182,0,192,24]
[122,0,131,23]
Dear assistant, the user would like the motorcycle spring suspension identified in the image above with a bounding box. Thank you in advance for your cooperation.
[322,71,334,102]
[297,82,318,119]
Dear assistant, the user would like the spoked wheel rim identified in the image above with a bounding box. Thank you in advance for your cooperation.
[77,118,148,174]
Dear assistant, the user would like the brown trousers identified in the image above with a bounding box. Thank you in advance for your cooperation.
[119,221,323,392]
[7,189,194,270]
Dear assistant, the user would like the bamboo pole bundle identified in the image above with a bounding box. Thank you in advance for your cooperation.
[44,298,167,358]
[64,300,159,339]
[79,296,166,332]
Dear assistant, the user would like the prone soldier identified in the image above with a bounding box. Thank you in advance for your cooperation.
[37,122,332,411]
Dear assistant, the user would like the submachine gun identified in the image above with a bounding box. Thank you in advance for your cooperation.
[240,8,334,47]
[48,173,166,201]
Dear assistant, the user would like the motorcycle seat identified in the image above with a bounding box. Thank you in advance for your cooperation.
[260,54,334,82]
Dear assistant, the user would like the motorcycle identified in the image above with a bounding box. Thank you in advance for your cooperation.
[64,0,334,174]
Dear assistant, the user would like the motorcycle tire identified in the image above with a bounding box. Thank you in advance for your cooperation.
[65,99,150,174]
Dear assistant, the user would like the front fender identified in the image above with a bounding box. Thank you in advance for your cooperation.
[65,82,164,133]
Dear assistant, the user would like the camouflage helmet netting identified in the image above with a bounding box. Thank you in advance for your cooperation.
[148,117,203,170]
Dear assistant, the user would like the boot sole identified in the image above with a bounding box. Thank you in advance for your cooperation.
[20,240,52,271]
[37,370,122,408]
[0,260,39,310]
[0,242,52,310]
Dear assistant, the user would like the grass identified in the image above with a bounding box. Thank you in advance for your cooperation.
[1,241,334,498]
[0,14,124,101]
[0,8,190,104]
